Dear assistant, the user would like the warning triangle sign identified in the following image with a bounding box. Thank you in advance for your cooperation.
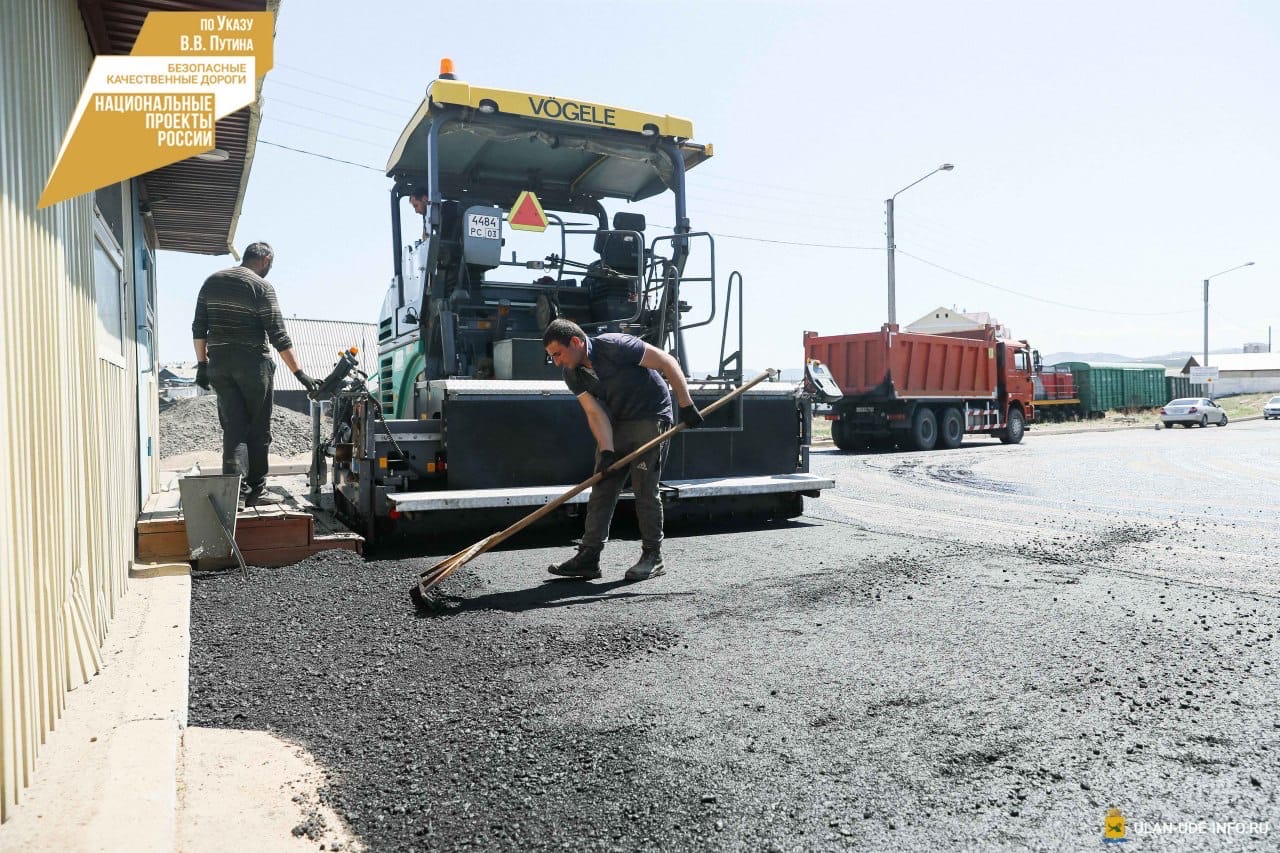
[509,190,548,232]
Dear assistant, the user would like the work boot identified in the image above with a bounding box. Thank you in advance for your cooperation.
[243,488,284,508]
[624,547,665,581]
[548,546,602,579]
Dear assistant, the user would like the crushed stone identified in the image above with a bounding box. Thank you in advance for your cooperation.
[159,394,316,459]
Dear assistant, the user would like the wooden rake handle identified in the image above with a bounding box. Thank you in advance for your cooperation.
[417,369,777,583]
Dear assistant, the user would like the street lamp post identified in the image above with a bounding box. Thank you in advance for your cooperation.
[1202,261,1254,366]
[886,163,953,325]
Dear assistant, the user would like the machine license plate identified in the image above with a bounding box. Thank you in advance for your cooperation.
[467,213,501,239]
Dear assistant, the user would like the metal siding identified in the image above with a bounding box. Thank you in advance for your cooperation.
[0,0,137,822]
[270,318,379,391]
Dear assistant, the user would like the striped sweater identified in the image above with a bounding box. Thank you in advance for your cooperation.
[191,265,293,353]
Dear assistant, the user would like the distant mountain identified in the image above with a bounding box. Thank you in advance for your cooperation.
[1043,348,1239,368]
[1041,352,1138,365]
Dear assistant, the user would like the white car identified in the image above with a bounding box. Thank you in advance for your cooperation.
[1160,398,1227,428]
[1264,396,1280,420]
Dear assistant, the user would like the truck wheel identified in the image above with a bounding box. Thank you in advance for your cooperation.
[910,408,938,451]
[938,407,964,449]
[832,418,859,451]
[1000,407,1025,445]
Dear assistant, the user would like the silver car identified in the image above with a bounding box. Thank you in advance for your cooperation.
[1160,397,1227,428]
[1264,396,1280,420]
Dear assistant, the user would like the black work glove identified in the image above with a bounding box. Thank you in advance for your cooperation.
[294,369,321,393]
[679,403,705,429]
[195,361,210,390]
[595,449,623,481]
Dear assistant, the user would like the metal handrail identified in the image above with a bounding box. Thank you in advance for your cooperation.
[717,270,744,382]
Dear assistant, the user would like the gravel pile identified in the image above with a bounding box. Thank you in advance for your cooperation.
[159,395,315,459]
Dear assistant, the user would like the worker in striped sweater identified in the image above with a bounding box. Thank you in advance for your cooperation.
[191,241,319,508]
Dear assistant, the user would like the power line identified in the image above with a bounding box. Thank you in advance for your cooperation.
[896,248,1198,317]
[263,115,388,146]
[276,62,421,106]
[245,139,1135,276]
[1210,307,1263,335]
[713,232,881,250]
[257,139,383,171]
[234,133,895,251]
[269,96,400,132]
[695,171,880,204]
[266,78,411,118]
[645,220,881,250]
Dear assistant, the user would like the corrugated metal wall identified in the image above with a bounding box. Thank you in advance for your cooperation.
[1,0,139,822]
[272,318,380,391]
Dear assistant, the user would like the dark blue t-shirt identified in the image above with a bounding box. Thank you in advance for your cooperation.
[564,333,673,424]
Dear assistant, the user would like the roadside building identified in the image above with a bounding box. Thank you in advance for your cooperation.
[159,364,204,401]
[1197,352,1280,396]
[906,306,1012,339]
[0,0,271,821]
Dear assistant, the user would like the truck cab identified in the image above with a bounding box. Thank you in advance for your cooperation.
[999,339,1037,431]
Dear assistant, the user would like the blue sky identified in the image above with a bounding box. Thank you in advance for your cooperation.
[157,0,1279,370]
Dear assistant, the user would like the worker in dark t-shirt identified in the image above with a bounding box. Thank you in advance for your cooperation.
[542,319,704,581]
[191,242,319,507]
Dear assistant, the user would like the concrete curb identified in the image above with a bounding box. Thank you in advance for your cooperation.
[811,414,1267,446]
[0,568,191,852]
[1036,413,1264,437]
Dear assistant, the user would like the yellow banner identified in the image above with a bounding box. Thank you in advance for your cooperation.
[38,11,274,208]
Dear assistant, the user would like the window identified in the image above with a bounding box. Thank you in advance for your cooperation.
[1014,351,1029,371]
[93,215,126,364]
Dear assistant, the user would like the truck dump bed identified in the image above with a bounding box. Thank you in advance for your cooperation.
[804,326,999,400]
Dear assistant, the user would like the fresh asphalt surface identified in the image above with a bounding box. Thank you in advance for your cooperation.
[189,420,1279,851]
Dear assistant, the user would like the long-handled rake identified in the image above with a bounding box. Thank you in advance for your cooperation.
[410,369,777,610]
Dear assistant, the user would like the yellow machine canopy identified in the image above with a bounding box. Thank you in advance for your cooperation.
[386,77,712,212]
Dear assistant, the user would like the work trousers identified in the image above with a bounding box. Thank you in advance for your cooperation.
[207,346,275,493]
[581,418,668,552]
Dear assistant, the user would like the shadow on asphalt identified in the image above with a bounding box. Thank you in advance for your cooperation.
[370,516,824,560]
[420,576,693,618]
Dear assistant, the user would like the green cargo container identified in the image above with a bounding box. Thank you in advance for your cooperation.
[1165,374,1191,402]
[1052,362,1167,415]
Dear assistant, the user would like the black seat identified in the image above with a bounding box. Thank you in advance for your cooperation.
[592,212,646,274]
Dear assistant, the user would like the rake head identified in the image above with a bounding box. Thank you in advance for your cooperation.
[409,534,496,611]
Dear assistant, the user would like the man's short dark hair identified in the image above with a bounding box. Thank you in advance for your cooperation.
[543,318,587,348]
[410,187,429,200]
[243,241,274,262]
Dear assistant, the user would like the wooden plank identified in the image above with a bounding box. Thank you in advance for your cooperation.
[234,518,313,550]
[196,540,362,570]
[136,531,189,561]
[137,517,186,535]
[313,534,363,554]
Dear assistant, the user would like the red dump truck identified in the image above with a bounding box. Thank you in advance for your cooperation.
[803,324,1040,451]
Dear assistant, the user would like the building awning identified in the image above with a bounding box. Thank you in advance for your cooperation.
[77,0,275,255]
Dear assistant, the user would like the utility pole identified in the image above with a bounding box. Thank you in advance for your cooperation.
[1203,278,1209,367]
[885,198,896,324]
[885,163,953,326]
[1201,262,1255,367]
